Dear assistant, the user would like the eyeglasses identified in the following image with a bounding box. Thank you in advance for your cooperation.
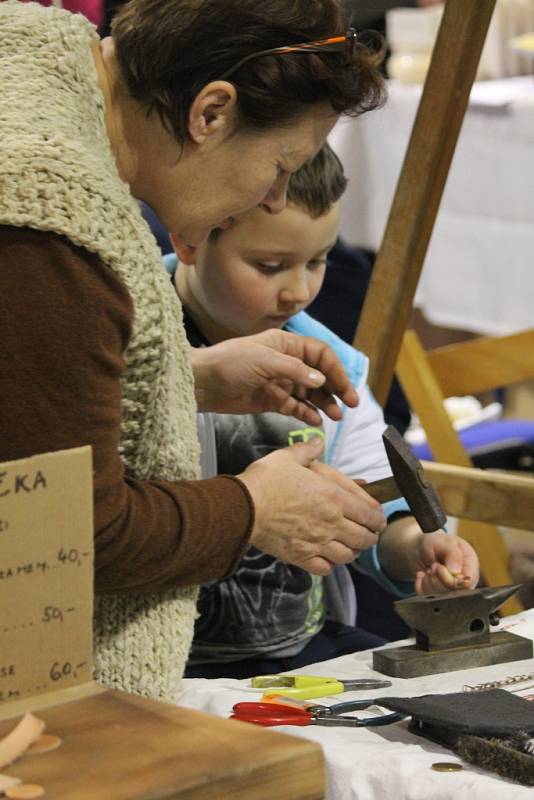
[220,28,358,81]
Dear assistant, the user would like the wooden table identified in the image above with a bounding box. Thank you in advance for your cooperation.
[0,689,325,799]
[179,611,534,800]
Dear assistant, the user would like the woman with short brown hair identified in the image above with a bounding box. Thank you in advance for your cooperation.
[0,0,386,702]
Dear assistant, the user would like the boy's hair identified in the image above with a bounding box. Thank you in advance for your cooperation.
[287,142,347,218]
[112,0,386,143]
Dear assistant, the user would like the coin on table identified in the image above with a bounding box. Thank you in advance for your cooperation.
[431,762,464,772]
[27,733,63,755]
[5,785,46,799]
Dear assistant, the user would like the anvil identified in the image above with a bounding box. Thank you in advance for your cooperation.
[373,584,533,678]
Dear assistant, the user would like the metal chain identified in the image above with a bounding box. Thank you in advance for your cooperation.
[463,672,534,692]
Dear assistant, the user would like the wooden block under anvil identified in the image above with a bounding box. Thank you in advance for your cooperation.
[373,585,533,679]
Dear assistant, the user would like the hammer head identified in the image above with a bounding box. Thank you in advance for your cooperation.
[383,426,447,532]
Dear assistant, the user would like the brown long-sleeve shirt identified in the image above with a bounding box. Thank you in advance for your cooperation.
[0,225,253,594]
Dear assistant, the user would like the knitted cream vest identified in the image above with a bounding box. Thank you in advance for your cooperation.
[0,1,201,703]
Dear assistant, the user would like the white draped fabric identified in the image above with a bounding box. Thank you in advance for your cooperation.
[329,78,534,336]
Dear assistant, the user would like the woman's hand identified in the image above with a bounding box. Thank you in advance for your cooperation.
[190,328,359,425]
[414,531,480,595]
[239,436,386,575]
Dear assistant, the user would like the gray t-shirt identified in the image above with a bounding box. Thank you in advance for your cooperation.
[190,411,325,663]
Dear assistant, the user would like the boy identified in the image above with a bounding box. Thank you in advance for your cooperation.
[167,144,479,678]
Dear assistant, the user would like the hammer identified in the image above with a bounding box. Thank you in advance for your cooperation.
[362,426,446,532]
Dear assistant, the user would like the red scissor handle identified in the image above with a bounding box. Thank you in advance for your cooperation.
[230,713,311,727]
[233,702,307,715]
[231,702,313,727]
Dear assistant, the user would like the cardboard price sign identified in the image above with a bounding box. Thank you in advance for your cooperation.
[0,447,93,709]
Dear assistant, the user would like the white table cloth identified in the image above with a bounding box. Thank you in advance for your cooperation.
[180,610,534,800]
[329,78,534,336]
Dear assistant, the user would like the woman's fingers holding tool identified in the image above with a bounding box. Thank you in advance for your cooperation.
[319,515,385,561]
[310,461,386,530]
[240,440,384,575]
[274,330,360,410]
[299,540,388,575]
[311,469,385,565]
[191,329,359,423]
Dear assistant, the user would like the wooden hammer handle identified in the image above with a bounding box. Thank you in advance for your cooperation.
[360,476,400,505]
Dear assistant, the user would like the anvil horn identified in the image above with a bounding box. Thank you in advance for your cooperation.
[478,584,524,613]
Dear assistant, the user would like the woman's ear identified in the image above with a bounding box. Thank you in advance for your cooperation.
[170,233,197,264]
[188,81,238,144]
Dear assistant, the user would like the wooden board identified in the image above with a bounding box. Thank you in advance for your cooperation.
[0,690,325,800]
[423,461,534,532]
[426,330,534,397]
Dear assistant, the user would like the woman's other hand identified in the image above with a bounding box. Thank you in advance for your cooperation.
[190,328,359,425]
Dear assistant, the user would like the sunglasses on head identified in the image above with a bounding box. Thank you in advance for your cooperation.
[220,28,358,81]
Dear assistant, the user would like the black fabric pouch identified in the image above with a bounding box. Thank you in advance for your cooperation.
[377,689,534,786]
[378,689,534,736]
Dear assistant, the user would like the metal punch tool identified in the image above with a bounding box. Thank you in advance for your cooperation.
[251,675,392,701]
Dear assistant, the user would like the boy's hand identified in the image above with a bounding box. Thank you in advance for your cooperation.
[190,329,359,425]
[239,436,386,575]
[414,532,480,595]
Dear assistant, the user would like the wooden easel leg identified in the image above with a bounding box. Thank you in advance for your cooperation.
[354,0,497,405]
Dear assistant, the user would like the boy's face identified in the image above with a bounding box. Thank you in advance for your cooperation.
[174,202,340,342]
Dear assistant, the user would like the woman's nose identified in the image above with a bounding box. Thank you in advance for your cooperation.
[260,172,290,215]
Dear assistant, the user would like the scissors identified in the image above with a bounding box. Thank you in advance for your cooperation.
[251,674,392,701]
[231,700,405,728]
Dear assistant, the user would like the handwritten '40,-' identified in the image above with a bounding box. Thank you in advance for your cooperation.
[0,469,46,498]
[0,549,88,581]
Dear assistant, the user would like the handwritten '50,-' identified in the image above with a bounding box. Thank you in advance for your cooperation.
[0,469,46,498]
